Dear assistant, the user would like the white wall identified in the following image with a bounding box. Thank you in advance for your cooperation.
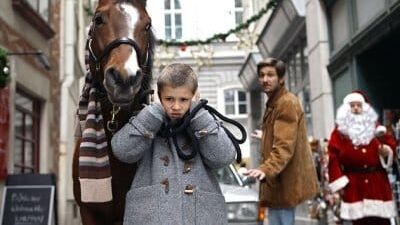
[147,0,238,40]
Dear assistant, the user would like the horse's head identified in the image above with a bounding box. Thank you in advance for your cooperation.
[88,0,154,105]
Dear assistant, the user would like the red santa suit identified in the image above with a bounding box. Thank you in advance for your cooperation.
[328,92,397,222]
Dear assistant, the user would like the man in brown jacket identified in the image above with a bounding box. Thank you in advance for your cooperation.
[245,57,319,225]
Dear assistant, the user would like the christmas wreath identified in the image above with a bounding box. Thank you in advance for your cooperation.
[0,48,10,88]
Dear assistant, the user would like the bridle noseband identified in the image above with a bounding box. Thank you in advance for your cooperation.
[88,37,149,72]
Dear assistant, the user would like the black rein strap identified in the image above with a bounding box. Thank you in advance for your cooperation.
[158,99,246,163]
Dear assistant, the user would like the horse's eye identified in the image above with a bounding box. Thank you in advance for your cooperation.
[94,14,104,26]
[145,23,151,31]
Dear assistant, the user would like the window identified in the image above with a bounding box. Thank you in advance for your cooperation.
[14,89,41,174]
[330,0,349,51]
[26,0,50,22]
[333,68,352,110]
[164,0,182,40]
[283,40,313,134]
[234,0,243,25]
[213,165,241,186]
[224,89,247,116]
[12,0,55,39]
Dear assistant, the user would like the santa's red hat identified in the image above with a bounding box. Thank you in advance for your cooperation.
[343,90,370,105]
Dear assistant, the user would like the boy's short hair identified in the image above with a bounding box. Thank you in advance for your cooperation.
[257,57,286,78]
[157,63,198,94]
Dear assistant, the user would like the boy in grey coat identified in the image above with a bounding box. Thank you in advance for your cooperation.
[111,63,236,225]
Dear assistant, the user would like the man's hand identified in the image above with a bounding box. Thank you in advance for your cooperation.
[243,169,266,181]
[250,129,263,140]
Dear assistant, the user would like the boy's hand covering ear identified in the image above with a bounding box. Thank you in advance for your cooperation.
[145,102,165,122]
[189,101,205,119]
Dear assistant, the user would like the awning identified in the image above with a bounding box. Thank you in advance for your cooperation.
[238,52,262,91]
[256,0,305,58]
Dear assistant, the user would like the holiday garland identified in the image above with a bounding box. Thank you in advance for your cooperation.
[0,48,10,88]
[84,0,278,47]
[158,0,278,47]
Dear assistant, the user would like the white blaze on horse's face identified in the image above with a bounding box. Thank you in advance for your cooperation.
[121,3,140,75]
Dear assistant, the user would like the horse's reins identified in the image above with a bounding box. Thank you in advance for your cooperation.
[157,99,247,163]
[87,24,153,134]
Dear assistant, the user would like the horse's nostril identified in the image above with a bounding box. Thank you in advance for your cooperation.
[128,70,141,86]
[129,75,137,86]
[106,68,122,84]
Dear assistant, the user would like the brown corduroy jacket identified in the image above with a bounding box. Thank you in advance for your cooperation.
[258,85,319,208]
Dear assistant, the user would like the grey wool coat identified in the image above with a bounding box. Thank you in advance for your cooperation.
[111,102,236,225]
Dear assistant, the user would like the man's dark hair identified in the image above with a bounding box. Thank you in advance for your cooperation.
[257,57,286,78]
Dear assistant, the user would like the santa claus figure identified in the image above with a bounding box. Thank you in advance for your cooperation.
[328,91,397,225]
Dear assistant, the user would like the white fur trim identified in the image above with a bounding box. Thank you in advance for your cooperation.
[328,176,349,193]
[341,199,397,220]
[376,125,387,134]
[343,93,365,104]
[80,177,113,202]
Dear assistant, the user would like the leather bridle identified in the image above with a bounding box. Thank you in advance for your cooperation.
[87,36,150,73]
[85,20,153,133]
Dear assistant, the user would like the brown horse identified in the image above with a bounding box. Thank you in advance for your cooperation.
[72,0,154,224]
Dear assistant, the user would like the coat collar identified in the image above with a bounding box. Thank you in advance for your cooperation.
[266,84,288,108]
[262,85,287,124]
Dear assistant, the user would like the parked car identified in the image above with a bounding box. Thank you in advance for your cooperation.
[214,164,264,225]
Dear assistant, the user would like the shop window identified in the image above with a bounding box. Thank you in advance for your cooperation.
[164,0,182,40]
[224,89,247,116]
[330,0,349,51]
[355,0,385,31]
[14,89,41,174]
[332,69,352,110]
[283,40,313,132]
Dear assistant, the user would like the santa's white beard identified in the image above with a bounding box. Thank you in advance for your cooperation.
[336,104,378,146]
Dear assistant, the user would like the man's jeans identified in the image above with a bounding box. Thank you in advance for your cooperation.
[267,207,295,225]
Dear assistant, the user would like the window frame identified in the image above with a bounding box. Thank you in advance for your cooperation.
[223,88,248,117]
[13,88,41,174]
[234,0,244,25]
[164,0,182,40]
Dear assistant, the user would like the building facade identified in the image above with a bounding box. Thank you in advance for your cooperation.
[0,0,89,224]
[58,0,88,224]
[239,0,400,223]
[323,0,400,127]
[0,0,61,223]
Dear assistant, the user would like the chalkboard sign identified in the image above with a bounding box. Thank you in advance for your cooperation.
[0,174,56,225]
[0,185,54,225]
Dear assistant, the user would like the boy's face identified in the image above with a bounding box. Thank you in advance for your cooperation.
[159,85,195,121]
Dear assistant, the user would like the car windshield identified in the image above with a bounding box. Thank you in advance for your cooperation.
[213,165,242,186]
